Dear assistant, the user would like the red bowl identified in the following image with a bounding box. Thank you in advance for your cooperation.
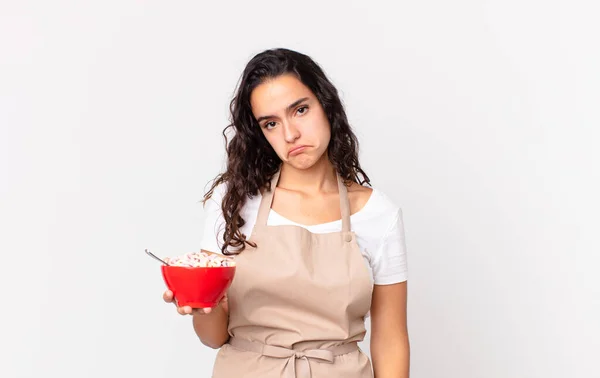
[161,265,236,308]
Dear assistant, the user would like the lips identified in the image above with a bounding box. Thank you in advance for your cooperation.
[288,145,308,156]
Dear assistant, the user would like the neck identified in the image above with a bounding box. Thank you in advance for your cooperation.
[278,156,337,194]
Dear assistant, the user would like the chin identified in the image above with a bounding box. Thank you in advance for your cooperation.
[288,155,330,171]
[288,162,314,170]
[284,156,316,170]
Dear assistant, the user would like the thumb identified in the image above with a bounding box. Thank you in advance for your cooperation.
[163,290,174,302]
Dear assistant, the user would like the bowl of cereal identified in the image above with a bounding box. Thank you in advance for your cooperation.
[160,251,236,308]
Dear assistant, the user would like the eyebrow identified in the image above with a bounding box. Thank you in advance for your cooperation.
[255,97,310,123]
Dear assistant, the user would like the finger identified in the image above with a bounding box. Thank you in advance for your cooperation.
[181,306,193,315]
[163,290,173,302]
[191,307,209,316]
[203,307,212,314]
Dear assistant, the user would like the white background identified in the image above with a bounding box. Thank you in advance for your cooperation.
[1,1,598,377]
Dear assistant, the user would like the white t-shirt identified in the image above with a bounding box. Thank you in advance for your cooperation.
[200,183,408,285]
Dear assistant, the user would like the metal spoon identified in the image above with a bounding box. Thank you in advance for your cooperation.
[145,249,170,266]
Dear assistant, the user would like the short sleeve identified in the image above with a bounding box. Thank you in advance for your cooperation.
[371,208,408,285]
[200,184,226,254]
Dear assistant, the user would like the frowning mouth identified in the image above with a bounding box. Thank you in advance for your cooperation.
[288,145,309,157]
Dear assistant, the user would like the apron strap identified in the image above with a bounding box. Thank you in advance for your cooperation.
[256,169,280,227]
[336,174,351,233]
[255,168,352,234]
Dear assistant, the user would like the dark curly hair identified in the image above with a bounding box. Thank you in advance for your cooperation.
[203,48,370,255]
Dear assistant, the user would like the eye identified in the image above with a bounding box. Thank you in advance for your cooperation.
[296,105,308,115]
[264,121,277,129]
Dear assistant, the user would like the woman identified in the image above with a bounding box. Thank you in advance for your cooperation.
[163,48,410,377]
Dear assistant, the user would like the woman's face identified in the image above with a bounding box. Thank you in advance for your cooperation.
[250,74,331,170]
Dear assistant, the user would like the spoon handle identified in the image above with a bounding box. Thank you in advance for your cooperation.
[145,249,170,266]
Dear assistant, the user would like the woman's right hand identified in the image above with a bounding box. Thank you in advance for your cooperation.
[162,290,228,316]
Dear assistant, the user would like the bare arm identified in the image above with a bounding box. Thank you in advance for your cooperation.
[191,296,230,349]
[370,281,410,378]
[191,248,231,349]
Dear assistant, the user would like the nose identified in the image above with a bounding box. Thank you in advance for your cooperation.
[283,121,300,143]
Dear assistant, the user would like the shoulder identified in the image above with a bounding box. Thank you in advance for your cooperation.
[350,185,408,285]
[349,184,404,247]
[347,182,400,218]
[347,182,374,215]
